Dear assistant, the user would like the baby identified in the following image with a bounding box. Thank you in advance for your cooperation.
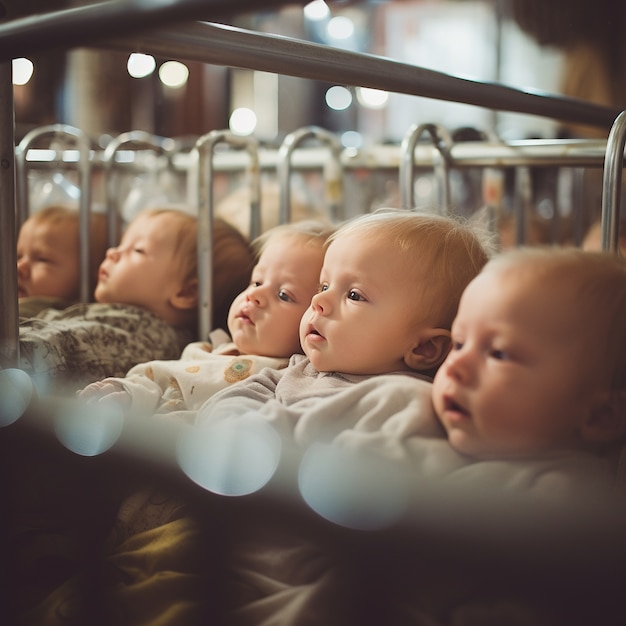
[17,205,108,317]
[433,246,626,467]
[582,217,626,257]
[77,220,335,417]
[13,208,251,393]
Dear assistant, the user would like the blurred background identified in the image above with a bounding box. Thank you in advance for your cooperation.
[9,0,626,147]
[7,0,626,249]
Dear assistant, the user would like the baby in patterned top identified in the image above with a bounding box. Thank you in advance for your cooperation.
[78,219,335,419]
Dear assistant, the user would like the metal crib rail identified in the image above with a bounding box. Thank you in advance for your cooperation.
[399,123,453,212]
[0,0,312,59]
[15,124,93,303]
[101,130,178,249]
[100,20,621,130]
[0,63,16,367]
[277,126,344,225]
[191,129,261,340]
[601,110,626,253]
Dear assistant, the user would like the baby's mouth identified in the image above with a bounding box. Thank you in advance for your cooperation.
[444,396,470,418]
[305,323,323,339]
[237,311,253,325]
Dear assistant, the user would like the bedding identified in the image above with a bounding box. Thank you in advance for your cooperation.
[14,302,193,393]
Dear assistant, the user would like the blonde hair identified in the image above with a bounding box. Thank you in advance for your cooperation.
[485,246,626,396]
[329,208,490,330]
[27,204,108,297]
[251,218,337,260]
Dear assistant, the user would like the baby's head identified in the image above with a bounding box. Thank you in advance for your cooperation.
[497,212,552,250]
[300,208,490,376]
[582,218,626,257]
[95,208,199,329]
[17,205,108,301]
[227,219,335,358]
[215,179,327,240]
[211,218,255,332]
[433,247,626,460]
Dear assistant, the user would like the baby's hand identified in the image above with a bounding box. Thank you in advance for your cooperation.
[77,380,131,408]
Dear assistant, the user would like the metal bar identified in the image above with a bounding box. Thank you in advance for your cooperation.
[102,130,175,248]
[99,21,621,130]
[0,0,311,59]
[399,123,453,211]
[277,126,343,225]
[15,124,93,302]
[192,130,260,341]
[17,139,618,173]
[0,60,17,367]
[600,110,626,253]
[76,130,93,303]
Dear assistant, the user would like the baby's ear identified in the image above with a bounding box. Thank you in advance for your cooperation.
[405,329,451,372]
[170,278,198,311]
[581,391,626,445]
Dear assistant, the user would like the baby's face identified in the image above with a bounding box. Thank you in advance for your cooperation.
[17,217,80,300]
[300,230,427,375]
[94,212,188,314]
[432,267,592,459]
[227,235,325,358]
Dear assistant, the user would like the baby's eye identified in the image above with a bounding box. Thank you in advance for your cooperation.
[251,280,262,288]
[278,289,294,303]
[319,283,329,293]
[347,289,365,302]
[133,247,145,254]
[452,341,464,351]
[490,349,509,361]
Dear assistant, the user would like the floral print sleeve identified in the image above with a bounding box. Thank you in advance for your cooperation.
[17,302,191,392]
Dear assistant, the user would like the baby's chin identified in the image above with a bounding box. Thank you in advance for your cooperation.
[93,287,111,304]
[304,352,335,373]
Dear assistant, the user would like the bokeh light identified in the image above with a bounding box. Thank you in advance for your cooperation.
[325,85,352,111]
[327,16,354,40]
[54,399,124,456]
[12,58,34,86]
[304,0,330,21]
[127,53,156,79]
[158,60,189,88]
[177,413,281,496]
[356,87,389,109]
[0,369,34,427]
[341,130,363,149]
[298,442,409,530]
[229,107,257,136]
